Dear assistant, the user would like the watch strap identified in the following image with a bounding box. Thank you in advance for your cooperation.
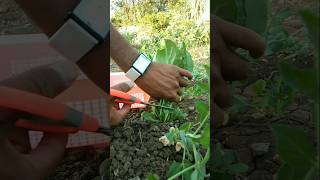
[125,68,141,82]
[48,0,108,62]
[49,19,98,62]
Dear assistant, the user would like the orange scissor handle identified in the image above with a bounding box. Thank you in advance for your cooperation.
[0,86,100,133]
[110,89,142,104]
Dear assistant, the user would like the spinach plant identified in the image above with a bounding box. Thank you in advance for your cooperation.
[272,10,319,180]
[142,40,194,123]
[211,144,249,180]
[157,65,210,180]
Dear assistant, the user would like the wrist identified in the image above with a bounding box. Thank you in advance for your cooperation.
[125,54,152,82]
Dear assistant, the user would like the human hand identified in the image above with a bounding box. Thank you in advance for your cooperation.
[109,81,134,126]
[212,17,266,128]
[135,63,193,101]
[0,61,78,179]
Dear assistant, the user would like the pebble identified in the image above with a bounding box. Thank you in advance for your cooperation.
[250,143,270,156]
[188,106,195,112]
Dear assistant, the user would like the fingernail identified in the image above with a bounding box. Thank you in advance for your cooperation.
[49,61,79,87]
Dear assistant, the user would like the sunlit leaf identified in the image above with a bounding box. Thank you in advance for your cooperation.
[147,173,160,180]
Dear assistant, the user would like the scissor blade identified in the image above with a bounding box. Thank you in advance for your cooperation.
[144,103,175,110]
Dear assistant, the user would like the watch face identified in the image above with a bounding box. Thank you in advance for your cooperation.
[133,54,151,74]
[73,0,109,38]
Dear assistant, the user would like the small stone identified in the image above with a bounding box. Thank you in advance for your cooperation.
[188,106,195,112]
[250,143,270,156]
[290,110,310,122]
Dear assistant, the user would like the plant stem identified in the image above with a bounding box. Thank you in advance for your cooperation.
[193,112,209,135]
[168,164,196,180]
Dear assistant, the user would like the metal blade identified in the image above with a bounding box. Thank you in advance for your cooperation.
[143,102,175,110]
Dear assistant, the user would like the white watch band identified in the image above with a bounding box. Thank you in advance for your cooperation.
[125,54,152,82]
[49,0,108,62]
[49,19,98,62]
[125,68,141,82]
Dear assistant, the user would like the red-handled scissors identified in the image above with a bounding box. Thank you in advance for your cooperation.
[0,86,112,136]
[110,89,174,110]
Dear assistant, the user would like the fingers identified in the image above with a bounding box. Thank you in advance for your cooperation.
[212,103,225,129]
[26,133,68,179]
[215,18,266,58]
[212,64,232,108]
[179,78,189,87]
[178,67,193,80]
[0,61,79,98]
[219,48,250,81]
[110,105,131,126]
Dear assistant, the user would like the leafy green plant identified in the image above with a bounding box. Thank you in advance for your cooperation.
[160,94,210,180]
[112,0,209,55]
[272,10,319,180]
[211,143,249,180]
[142,99,187,123]
[214,1,319,180]
[154,39,194,72]
[142,40,194,123]
[229,76,294,116]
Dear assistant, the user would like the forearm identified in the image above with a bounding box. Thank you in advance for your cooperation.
[14,0,108,91]
[110,24,139,72]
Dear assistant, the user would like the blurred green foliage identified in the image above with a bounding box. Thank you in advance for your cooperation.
[111,0,209,55]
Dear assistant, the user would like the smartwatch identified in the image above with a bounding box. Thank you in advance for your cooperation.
[49,0,109,62]
[125,54,152,82]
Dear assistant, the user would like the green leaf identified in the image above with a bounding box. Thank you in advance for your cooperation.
[212,143,224,167]
[228,163,249,174]
[165,131,175,142]
[142,112,158,123]
[223,150,236,166]
[212,0,238,23]
[249,79,266,95]
[186,133,201,139]
[191,169,200,180]
[179,122,192,132]
[155,39,179,65]
[272,124,316,178]
[198,123,210,149]
[167,162,183,177]
[245,0,268,34]
[300,10,319,53]
[280,62,316,97]
[196,101,209,122]
[147,173,160,180]
[276,163,295,180]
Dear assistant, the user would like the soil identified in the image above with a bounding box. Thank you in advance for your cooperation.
[110,98,199,180]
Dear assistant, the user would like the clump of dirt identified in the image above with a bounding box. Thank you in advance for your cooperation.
[110,121,181,179]
[47,147,108,180]
[110,98,198,179]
